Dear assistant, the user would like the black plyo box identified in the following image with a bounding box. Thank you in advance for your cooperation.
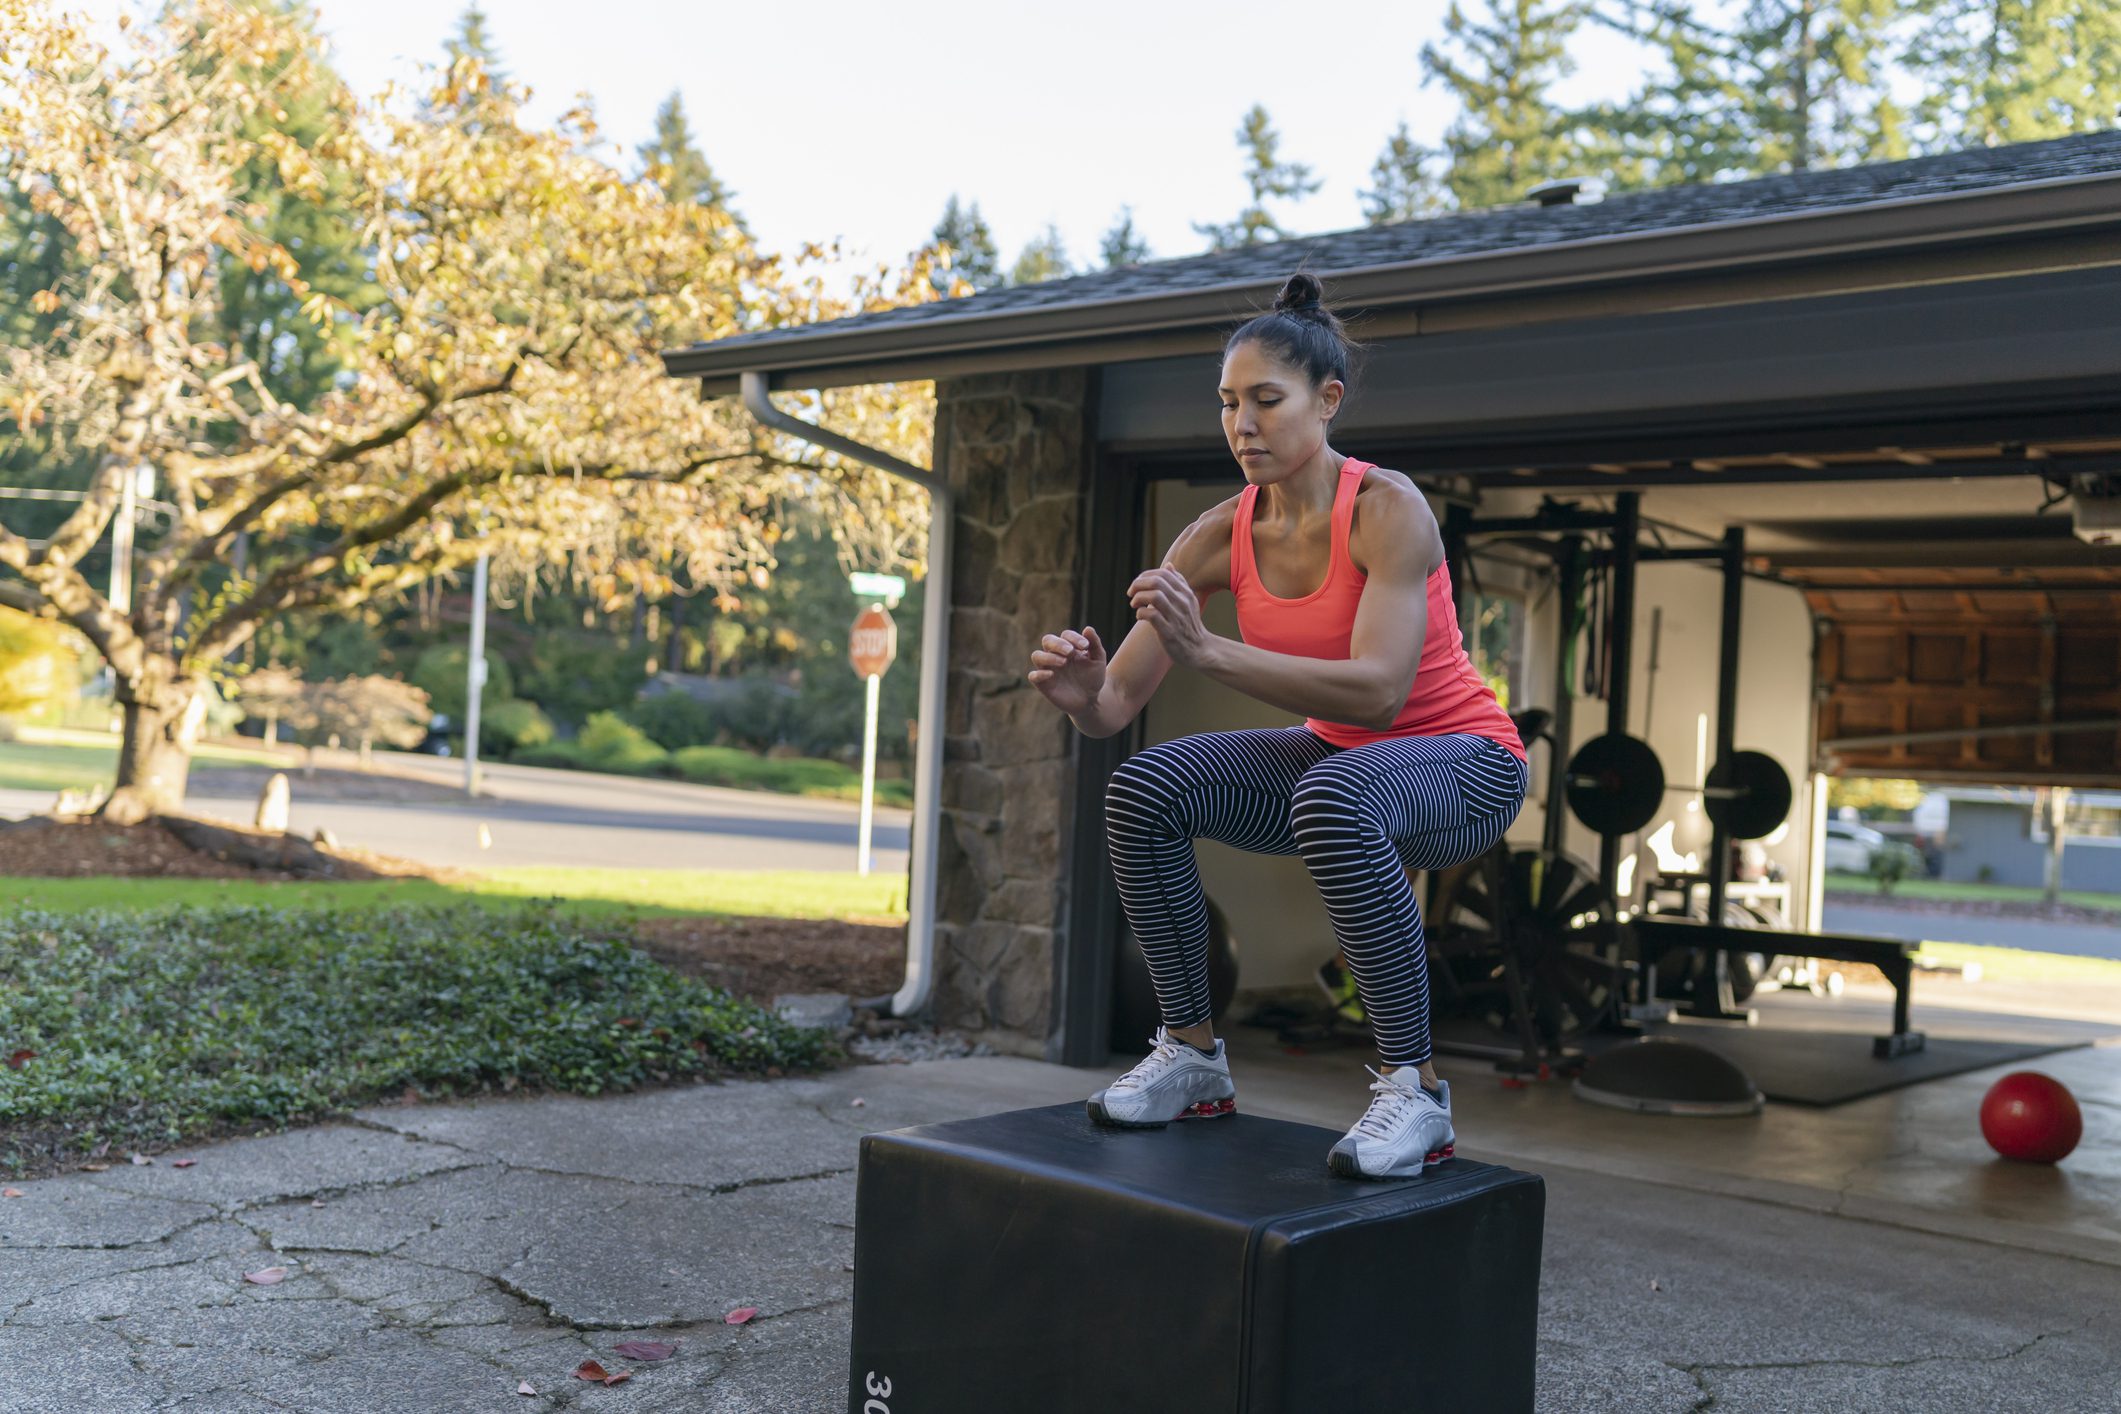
[848,1102,1544,1413]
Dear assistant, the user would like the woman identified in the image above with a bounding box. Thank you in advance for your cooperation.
[1025,272,1527,1180]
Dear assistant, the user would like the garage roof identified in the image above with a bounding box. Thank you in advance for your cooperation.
[664,131,2121,391]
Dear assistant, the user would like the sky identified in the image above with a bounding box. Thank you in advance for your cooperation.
[281,0,1658,282]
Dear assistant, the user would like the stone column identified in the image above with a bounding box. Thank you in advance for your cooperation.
[931,368,1093,1058]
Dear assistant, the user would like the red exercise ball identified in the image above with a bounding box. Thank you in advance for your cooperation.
[1979,1071,2083,1164]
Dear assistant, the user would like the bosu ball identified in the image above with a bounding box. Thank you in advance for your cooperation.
[1573,1036,1764,1116]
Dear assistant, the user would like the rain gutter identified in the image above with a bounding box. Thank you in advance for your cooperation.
[739,372,949,1020]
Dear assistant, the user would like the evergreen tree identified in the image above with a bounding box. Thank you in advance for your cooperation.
[1360,121,1450,223]
[1591,0,1903,185]
[1901,0,2121,149]
[1098,206,1152,267]
[218,1,378,415]
[637,90,742,228]
[1194,105,1320,251]
[931,194,1001,289]
[1421,0,1591,209]
[446,3,506,79]
[1010,223,1071,284]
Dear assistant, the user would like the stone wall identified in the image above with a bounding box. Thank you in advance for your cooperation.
[931,368,1093,1058]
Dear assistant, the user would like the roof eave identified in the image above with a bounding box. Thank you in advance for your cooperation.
[661,169,2121,392]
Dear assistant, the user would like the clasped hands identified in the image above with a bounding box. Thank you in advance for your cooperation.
[1126,566,1210,667]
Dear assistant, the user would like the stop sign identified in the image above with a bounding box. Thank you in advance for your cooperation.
[849,604,897,678]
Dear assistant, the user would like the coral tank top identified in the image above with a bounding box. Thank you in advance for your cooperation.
[1229,459,1526,760]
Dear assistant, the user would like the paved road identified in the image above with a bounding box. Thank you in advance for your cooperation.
[0,752,911,874]
[1825,898,2121,961]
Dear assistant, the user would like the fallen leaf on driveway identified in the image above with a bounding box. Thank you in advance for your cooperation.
[244,1267,288,1286]
[2,1188,23,1198]
[171,1159,197,1169]
[851,1098,865,1108]
[79,1163,110,1172]
[5,1049,33,1069]
[613,1341,675,1361]
[724,1307,757,1325]
[130,1154,151,1166]
[517,1381,536,1396]
[573,1360,631,1385]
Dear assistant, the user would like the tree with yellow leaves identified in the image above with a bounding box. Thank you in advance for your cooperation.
[0,0,938,821]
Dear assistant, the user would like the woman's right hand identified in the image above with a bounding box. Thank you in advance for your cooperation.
[1027,626,1106,717]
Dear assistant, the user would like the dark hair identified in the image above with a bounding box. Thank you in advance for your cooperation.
[1224,272,1362,411]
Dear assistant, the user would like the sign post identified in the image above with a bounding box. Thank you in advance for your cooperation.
[848,603,898,875]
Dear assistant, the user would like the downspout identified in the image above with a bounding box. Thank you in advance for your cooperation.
[740,372,951,1020]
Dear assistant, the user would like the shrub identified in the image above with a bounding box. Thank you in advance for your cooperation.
[518,636,653,728]
[671,744,914,807]
[1869,844,1912,896]
[0,905,833,1168]
[714,675,795,752]
[626,691,721,751]
[513,739,586,770]
[409,643,514,720]
[575,711,669,774]
[480,698,555,756]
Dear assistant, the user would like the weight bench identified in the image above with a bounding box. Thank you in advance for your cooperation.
[1628,916,1927,1057]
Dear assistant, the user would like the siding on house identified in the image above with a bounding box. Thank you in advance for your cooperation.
[1941,800,2121,893]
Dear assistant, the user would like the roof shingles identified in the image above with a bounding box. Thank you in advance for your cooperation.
[681,130,2121,358]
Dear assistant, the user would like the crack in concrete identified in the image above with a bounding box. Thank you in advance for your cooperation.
[1669,1323,2075,1397]
[0,1227,260,1328]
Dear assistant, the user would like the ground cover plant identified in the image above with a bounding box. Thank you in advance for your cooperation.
[0,903,836,1175]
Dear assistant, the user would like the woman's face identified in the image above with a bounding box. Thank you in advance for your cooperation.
[1219,338,1342,484]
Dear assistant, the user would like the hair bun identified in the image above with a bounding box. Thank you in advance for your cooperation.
[1274,271,1325,315]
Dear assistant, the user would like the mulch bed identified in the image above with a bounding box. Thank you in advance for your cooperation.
[627,915,906,1006]
[0,815,448,882]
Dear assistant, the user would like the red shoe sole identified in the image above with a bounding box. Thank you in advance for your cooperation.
[1176,1098,1237,1120]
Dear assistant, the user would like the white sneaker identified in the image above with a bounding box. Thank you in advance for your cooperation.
[1087,1027,1237,1128]
[1327,1067,1456,1179]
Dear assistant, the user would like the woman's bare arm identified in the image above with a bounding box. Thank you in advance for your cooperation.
[1029,503,1233,739]
[1130,480,1437,729]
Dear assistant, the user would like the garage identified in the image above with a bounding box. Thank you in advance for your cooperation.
[665,130,2121,1072]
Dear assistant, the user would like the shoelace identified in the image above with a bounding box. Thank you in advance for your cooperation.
[1351,1065,1432,1140]
[1111,1031,1188,1090]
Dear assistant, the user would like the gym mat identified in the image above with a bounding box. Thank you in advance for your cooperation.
[1638,1024,2090,1107]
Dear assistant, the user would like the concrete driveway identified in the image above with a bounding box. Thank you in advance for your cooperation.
[3,1032,2115,1413]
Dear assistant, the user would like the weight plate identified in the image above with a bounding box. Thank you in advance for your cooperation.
[1703,750,1792,840]
[1565,733,1665,836]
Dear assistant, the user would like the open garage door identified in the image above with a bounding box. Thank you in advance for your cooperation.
[1806,585,2121,786]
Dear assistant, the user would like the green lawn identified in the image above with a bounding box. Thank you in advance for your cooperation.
[1824,872,2121,915]
[0,731,290,794]
[0,866,909,921]
[1911,940,2121,987]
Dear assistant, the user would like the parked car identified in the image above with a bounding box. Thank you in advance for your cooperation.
[414,712,455,756]
[1824,819,1927,876]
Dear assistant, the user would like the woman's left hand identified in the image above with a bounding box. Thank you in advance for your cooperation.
[1128,567,1211,667]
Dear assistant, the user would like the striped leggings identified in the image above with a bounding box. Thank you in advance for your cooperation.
[1106,727,1528,1067]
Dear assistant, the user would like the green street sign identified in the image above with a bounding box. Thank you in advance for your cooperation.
[849,571,906,600]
